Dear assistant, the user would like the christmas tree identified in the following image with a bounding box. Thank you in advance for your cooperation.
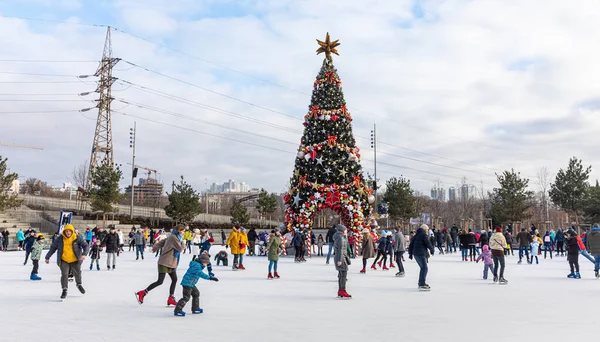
[283,33,374,231]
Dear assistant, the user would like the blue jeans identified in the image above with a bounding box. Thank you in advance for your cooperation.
[483,264,494,279]
[239,253,244,265]
[519,246,529,262]
[461,248,468,259]
[594,255,600,272]
[580,250,595,264]
[268,260,278,273]
[414,255,428,286]
[326,242,334,263]
[136,245,144,258]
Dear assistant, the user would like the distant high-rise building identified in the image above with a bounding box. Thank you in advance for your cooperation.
[448,187,456,201]
[430,187,445,201]
[461,184,469,199]
[208,179,252,193]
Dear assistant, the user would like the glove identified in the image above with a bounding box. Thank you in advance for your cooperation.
[408,255,413,260]
[225,245,229,249]
[209,276,219,282]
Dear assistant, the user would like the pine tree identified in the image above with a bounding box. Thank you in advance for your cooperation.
[488,169,534,225]
[89,159,124,222]
[549,157,591,223]
[230,200,249,225]
[165,176,202,224]
[284,33,373,231]
[0,156,22,212]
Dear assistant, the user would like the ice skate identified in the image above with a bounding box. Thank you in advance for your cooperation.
[595,270,599,279]
[173,311,186,317]
[60,289,67,299]
[192,309,203,314]
[418,284,431,291]
[135,290,146,304]
[359,268,366,274]
[370,264,377,270]
[337,290,352,299]
[382,265,389,271]
[238,264,246,270]
[167,295,177,306]
[76,284,85,294]
[274,272,280,279]
[268,272,273,280]
[575,272,581,279]
[567,272,575,278]
[499,278,508,284]
[395,272,405,277]
[30,274,41,281]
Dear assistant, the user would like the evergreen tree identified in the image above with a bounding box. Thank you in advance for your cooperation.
[284,33,372,231]
[583,181,600,223]
[488,169,534,225]
[0,156,22,211]
[165,176,202,224]
[256,189,278,223]
[383,177,416,223]
[549,157,591,223]
[230,200,249,225]
[89,159,124,221]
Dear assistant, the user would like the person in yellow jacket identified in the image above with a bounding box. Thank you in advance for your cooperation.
[238,227,249,269]
[183,228,193,254]
[45,224,89,299]
[226,226,243,270]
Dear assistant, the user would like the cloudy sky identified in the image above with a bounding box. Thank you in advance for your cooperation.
[1,0,599,196]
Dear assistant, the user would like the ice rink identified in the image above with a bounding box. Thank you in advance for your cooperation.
[1,247,598,342]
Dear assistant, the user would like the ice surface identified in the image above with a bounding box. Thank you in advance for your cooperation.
[1,248,598,342]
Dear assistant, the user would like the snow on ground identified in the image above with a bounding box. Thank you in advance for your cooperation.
[1,247,598,342]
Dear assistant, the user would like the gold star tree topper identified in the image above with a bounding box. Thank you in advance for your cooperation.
[316,32,340,59]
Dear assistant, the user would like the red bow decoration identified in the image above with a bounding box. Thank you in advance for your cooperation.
[299,175,307,185]
[325,71,335,83]
[353,176,361,188]
[327,135,337,146]
[340,105,347,115]
[309,105,320,119]
[310,149,317,160]
[313,79,321,88]
[325,191,341,208]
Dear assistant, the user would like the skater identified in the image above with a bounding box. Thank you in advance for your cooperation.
[2,228,8,251]
[45,224,89,299]
[555,229,565,256]
[467,229,478,261]
[359,228,376,273]
[348,232,356,259]
[173,252,219,316]
[393,228,407,277]
[214,250,228,266]
[182,228,193,254]
[586,223,600,278]
[23,231,36,265]
[543,231,553,259]
[220,229,226,246]
[372,231,390,270]
[238,227,249,267]
[128,228,136,252]
[84,228,93,245]
[408,224,435,291]
[191,229,202,260]
[459,230,469,261]
[30,234,44,280]
[134,229,146,260]
[516,228,532,264]
[117,229,125,253]
[333,225,351,298]
[16,229,24,251]
[489,227,508,283]
[89,241,101,271]
[476,245,494,280]
[504,230,514,256]
[530,234,540,264]
[325,223,336,264]
[136,225,186,306]
[267,229,283,279]
[199,233,215,277]
[102,227,119,270]
[247,227,257,256]
[435,229,444,254]
[317,234,324,256]
[565,229,581,279]
[292,228,305,263]
[226,225,244,270]
[154,229,167,257]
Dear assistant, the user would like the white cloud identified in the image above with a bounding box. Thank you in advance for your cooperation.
[1,0,600,195]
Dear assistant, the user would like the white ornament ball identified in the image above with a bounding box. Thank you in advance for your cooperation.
[368,195,375,204]
[348,153,357,161]
[325,114,331,121]
[318,115,325,120]
[297,151,305,159]
[304,154,310,161]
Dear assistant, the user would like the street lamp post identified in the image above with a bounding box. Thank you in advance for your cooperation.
[205,178,209,215]
[129,122,136,219]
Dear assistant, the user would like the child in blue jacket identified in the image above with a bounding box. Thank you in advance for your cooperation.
[174,252,219,317]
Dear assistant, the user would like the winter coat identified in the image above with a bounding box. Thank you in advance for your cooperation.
[325,227,336,244]
[84,230,93,241]
[549,231,556,242]
[31,240,44,261]
[435,231,444,245]
[459,234,469,249]
[117,231,124,245]
[183,230,193,241]
[24,235,36,251]
[133,232,146,246]
[586,228,600,255]
[333,231,350,271]
[45,227,89,266]
[292,232,305,247]
[489,232,507,251]
[200,238,212,254]
[476,246,493,264]
[377,237,388,252]
[543,232,553,247]
[479,232,489,246]
[226,229,242,254]
[556,230,565,242]
[516,231,532,247]
[180,260,211,288]
[191,233,202,255]
[102,232,120,253]
[267,234,282,261]
[238,232,249,254]
[361,233,376,259]
[466,233,477,246]
[504,232,513,245]
[530,239,540,255]
[408,228,434,257]
[153,232,185,269]
[247,228,258,242]
[566,237,579,256]
[394,231,406,252]
[89,244,101,259]
[16,231,24,242]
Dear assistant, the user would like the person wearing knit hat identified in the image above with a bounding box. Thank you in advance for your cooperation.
[333,225,351,298]
[359,228,376,274]
[199,234,216,277]
[267,229,283,280]
[30,234,45,281]
[489,226,508,284]
[408,224,434,291]
[174,251,219,316]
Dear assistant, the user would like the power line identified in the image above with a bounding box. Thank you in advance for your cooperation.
[0,71,88,77]
[0,59,98,63]
[0,15,105,27]
[0,110,80,114]
[0,81,83,84]
[0,99,87,102]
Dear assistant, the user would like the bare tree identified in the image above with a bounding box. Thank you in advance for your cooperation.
[537,167,551,222]
[69,160,88,190]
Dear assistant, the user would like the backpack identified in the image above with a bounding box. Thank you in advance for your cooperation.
[544,236,551,243]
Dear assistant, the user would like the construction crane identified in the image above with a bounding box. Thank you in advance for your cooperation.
[0,142,43,150]
[126,162,162,225]
[126,163,159,177]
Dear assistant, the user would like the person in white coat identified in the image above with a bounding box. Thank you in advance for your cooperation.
[191,229,202,259]
[117,229,125,252]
